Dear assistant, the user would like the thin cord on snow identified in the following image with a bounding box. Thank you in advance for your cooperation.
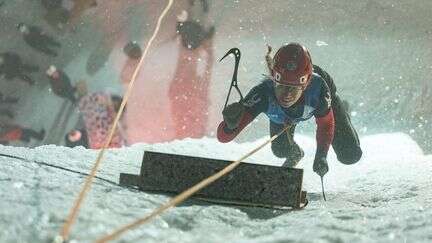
[0,153,119,187]
[57,1,174,242]
[95,125,290,243]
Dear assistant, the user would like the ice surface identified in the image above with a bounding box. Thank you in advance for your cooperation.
[1,1,432,241]
[1,133,431,243]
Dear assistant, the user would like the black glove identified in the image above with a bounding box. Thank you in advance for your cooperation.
[222,102,245,130]
[313,156,329,177]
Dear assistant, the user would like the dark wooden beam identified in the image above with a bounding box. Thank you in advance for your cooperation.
[120,151,307,208]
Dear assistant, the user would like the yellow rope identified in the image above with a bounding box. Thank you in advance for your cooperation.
[95,126,289,243]
[56,1,174,242]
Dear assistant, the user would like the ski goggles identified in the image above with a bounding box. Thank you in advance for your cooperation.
[272,79,303,94]
[272,79,304,107]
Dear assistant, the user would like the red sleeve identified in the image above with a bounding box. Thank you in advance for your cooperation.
[315,108,335,156]
[217,111,255,143]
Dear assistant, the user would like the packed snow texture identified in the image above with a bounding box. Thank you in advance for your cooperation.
[1,133,431,243]
[1,1,432,242]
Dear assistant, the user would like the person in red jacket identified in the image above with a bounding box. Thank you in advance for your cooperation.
[0,124,45,145]
[217,43,362,176]
[168,9,215,139]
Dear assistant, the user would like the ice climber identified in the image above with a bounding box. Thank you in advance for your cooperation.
[217,43,362,177]
[0,51,39,85]
[17,23,61,57]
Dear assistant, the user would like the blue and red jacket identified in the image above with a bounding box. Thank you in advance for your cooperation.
[217,71,335,157]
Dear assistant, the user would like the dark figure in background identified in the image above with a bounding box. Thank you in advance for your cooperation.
[46,65,76,103]
[110,94,124,113]
[189,0,209,13]
[0,92,18,118]
[217,43,362,177]
[176,10,214,50]
[0,124,45,145]
[65,129,89,148]
[0,92,19,104]
[40,0,62,10]
[120,41,143,85]
[40,0,71,29]
[17,23,61,57]
[0,109,14,119]
[168,10,215,139]
[0,52,39,85]
[123,41,142,60]
[68,0,98,27]
[41,0,63,10]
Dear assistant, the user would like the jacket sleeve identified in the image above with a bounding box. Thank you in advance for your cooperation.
[216,82,269,143]
[315,108,335,158]
[217,111,255,143]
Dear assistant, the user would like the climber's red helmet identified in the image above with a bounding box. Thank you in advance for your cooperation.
[271,43,313,107]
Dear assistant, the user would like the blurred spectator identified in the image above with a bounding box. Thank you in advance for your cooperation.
[41,0,62,10]
[76,81,126,149]
[120,41,142,85]
[0,92,18,119]
[41,0,71,29]
[0,124,45,145]
[75,79,88,98]
[189,0,209,13]
[123,41,142,59]
[46,65,76,103]
[110,94,125,113]
[0,92,19,104]
[176,10,214,50]
[0,52,39,85]
[65,128,89,148]
[17,23,61,57]
[69,0,98,27]
[168,10,215,139]
[0,109,14,119]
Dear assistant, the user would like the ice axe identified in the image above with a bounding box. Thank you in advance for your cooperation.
[219,47,243,108]
[315,162,328,201]
[321,176,327,201]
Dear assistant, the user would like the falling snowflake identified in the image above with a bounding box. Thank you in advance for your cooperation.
[315,40,328,46]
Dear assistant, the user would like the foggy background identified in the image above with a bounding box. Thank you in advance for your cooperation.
[1,0,431,152]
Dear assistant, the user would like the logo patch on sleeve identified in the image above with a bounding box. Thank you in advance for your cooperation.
[243,93,261,107]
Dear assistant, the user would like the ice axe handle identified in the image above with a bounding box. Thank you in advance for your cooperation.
[219,48,243,108]
[321,176,327,201]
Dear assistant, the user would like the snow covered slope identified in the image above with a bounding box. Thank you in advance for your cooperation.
[1,133,431,243]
